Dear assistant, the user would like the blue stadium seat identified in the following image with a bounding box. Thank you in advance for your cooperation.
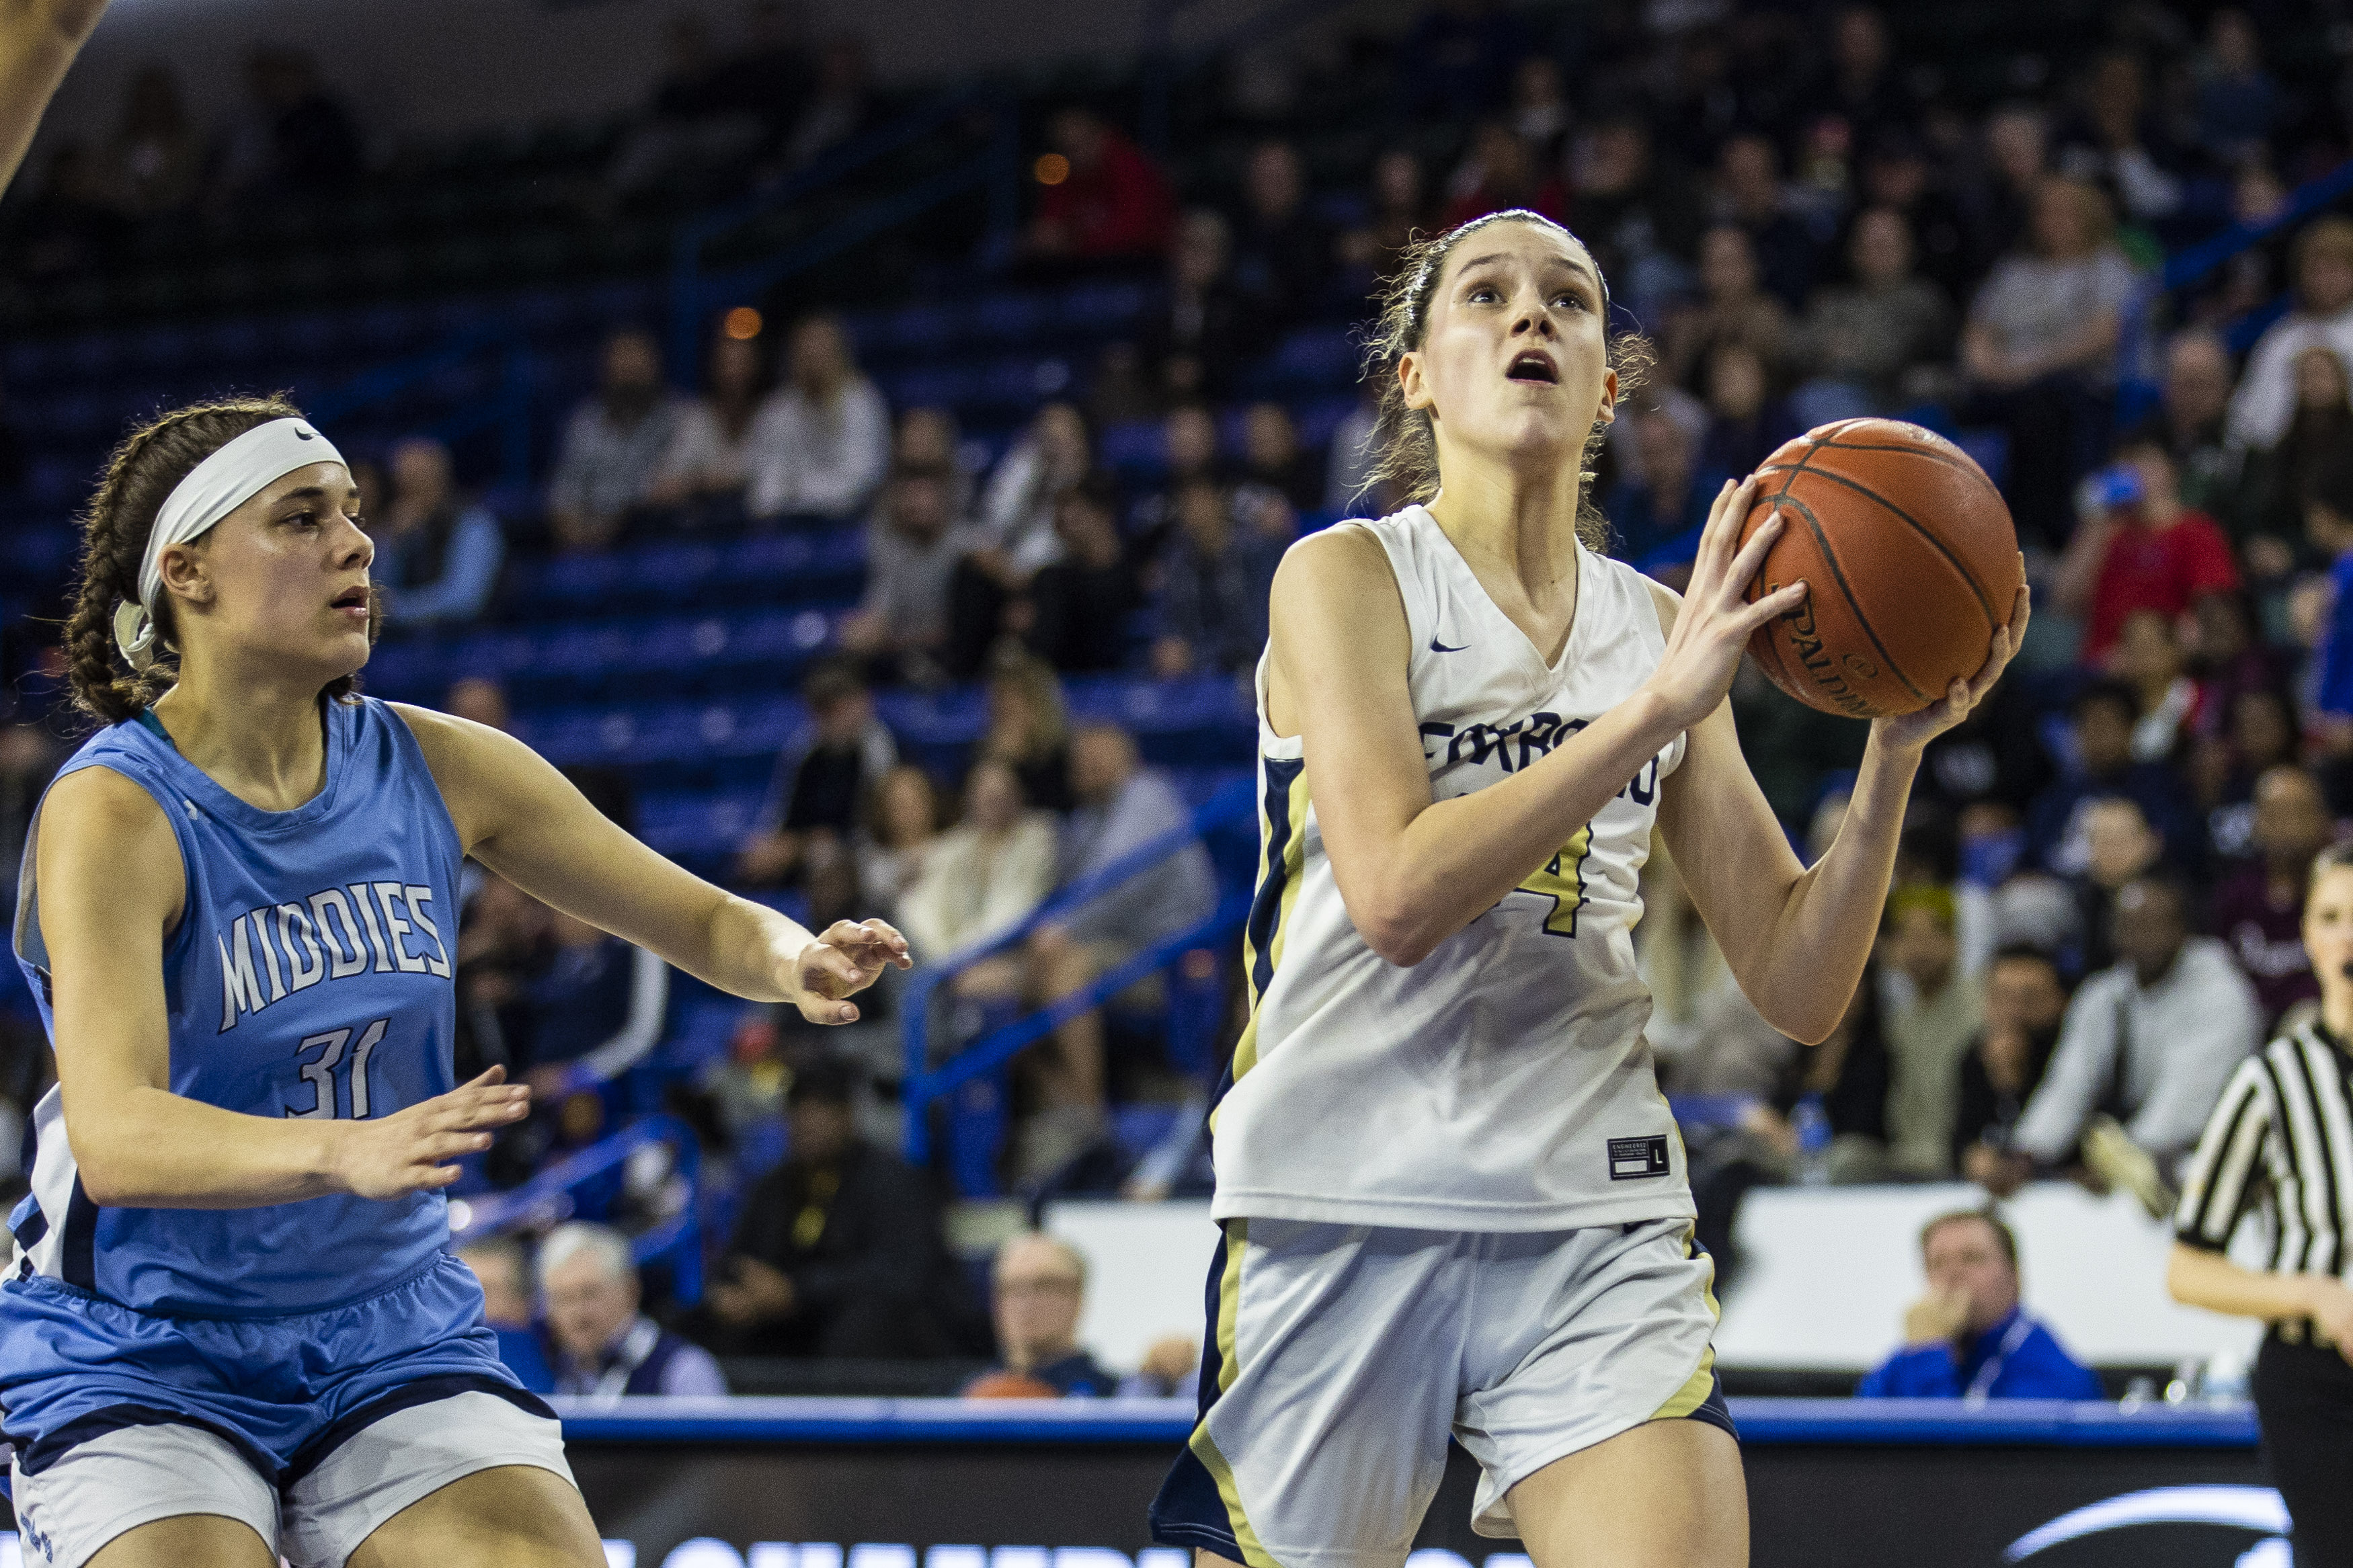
[969,292,1047,347]
[1099,419,1164,483]
[1055,280,1151,337]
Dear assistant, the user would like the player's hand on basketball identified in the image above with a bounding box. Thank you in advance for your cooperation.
[790,918,913,1025]
[1642,476,1808,731]
[1871,571,2032,755]
[330,1066,531,1199]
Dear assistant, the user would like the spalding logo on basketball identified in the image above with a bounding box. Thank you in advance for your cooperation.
[1737,417,2023,719]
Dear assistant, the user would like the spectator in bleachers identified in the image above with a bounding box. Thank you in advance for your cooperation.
[2303,448,2353,757]
[744,313,891,522]
[548,327,688,553]
[519,909,670,1100]
[373,436,504,630]
[604,14,766,206]
[2055,435,2240,665]
[1604,397,1720,575]
[1954,944,2068,1183]
[1128,404,1223,560]
[1028,471,1142,675]
[1152,478,1285,679]
[893,405,977,516]
[964,1233,1118,1397]
[651,323,770,520]
[1236,402,1321,515]
[1337,147,1434,286]
[776,34,875,173]
[1017,724,1217,1177]
[1994,875,2260,1201]
[1883,886,1985,1178]
[1563,115,1706,325]
[2193,9,2283,162]
[1439,120,1566,232]
[840,466,978,686]
[1710,132,1821,311]
[2055,50,2182,224]
[93,65,201,220]
[1965,104,2049,275]
[539,1222,727,1399]
[1960,175,2141,546]
[2026,681,2200,878]
[737,659,900,888]
[1814,6,1915,153]
[213,47,363,204]
[1022,106,1176,271]
[458,1237,555,1394]
[900,759,1056,977]
[1849,130,1973,308]
[1664,225,1791,395]
[1696,341,1800,482]
[2126,329,2241,525]
[2237,344,2353,565]
[2106,609,2196,764]
[701,1058,957,1357]
[1792,206,1956,417]
[1507,54,1572,167]
[2227,216,2353,452]
[1140,209,1250,405]
[1400,0,1527,116]
[1856,1208,2102,1399]
[951,404,1093,677]
[1324,381,1384,520]
[16,142,127,282]
[1228,139,1333,329]
[444,675,511,733]
[978,651,1076,814]
[0,724,59,944]
[856,764,946,922]
[2187,593,2290,748]
[2210,765,2331,1032]
[2192,684,2299,860]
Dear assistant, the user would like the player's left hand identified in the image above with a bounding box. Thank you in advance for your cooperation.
[789,918,912,1025]
[1870,569,2031,756]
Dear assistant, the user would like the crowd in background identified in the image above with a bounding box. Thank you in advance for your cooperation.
[7,0,2353,1395]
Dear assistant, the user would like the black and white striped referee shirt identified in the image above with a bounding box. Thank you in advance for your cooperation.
[2176,1020,2353,1304]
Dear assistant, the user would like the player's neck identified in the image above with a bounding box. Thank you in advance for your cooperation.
[1425,464,1585,604]
[150,663,330,812]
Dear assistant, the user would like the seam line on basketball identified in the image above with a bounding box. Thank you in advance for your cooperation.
[1767,462,1998,630]
[1771,436,1931,708]
[1802,439,2009,504]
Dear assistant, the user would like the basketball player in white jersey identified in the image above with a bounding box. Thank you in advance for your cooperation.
[1146,208,2028,1568]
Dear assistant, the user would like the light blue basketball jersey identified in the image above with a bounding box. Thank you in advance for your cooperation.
[9,696,463,1316]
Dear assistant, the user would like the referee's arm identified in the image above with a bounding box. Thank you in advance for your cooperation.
[2166,1057,2353,1338]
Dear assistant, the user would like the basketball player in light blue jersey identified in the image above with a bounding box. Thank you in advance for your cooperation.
[1146,210,2031,1568]
[8,394,910,1567]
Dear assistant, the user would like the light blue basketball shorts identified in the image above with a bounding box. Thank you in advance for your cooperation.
[0,1253,573,1568]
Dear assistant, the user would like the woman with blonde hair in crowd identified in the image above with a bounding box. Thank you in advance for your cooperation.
[744,313,891,522]
[977,651,1074,813]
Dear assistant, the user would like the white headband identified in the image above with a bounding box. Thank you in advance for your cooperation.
[113,417,348,670]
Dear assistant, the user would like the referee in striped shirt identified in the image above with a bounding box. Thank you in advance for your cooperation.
[2172,841,2353,1565]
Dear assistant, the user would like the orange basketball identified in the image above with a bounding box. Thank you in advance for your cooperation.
[1737,418,2022,719]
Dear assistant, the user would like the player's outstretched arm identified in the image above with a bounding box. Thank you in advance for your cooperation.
[35,766,530,1207]
[1269,481,1801,968]
[0,0,108,197]
[393,704,910,1024]
[1656,538,2028,1043]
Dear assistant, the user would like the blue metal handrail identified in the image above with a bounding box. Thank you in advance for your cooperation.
[450,1112,706,1303]
[901,776,1257,1161]
[2114,155,2353,393]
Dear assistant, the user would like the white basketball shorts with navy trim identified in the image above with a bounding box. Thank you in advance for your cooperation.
[1148,1216,1734,1568]
[0,1254,573,1568]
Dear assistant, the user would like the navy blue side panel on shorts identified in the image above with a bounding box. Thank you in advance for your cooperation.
[1149,1221,1245,1561]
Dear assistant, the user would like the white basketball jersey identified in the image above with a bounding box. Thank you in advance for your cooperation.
[1211,505,1692,1232]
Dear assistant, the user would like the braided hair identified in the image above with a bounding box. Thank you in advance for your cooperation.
[63,395,378,726]
[1359,209,1653,549]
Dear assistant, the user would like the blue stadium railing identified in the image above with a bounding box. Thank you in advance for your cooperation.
[450,1112,707,1305]
[900,776,1257,1193]
[2115,153,2353,414]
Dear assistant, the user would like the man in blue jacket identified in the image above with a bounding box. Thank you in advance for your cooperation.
[1858,1208,2104,1400]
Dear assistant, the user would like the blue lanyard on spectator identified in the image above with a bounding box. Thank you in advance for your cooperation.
[1964,1313,2036,1404]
